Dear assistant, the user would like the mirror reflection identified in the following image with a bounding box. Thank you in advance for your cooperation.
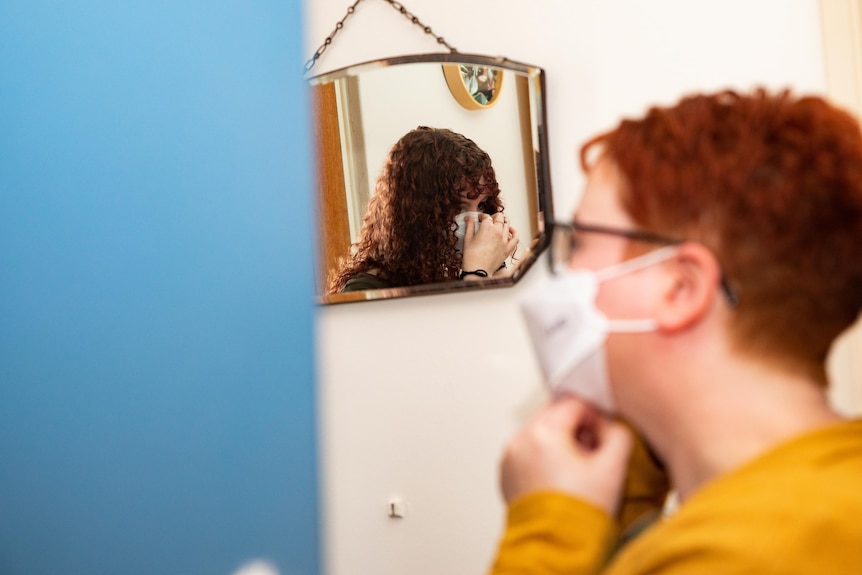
[444,64,504,109]
[329,126,519,293]
[310,54,551,304]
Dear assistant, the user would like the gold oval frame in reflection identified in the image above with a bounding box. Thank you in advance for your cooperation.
[442,64,505,110]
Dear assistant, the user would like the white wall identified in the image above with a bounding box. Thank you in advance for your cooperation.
[821,0,862,417]
[306,2,827,574]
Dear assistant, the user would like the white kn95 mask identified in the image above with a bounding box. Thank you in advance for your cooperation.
[454,211,483,253]
[519,246,679,413]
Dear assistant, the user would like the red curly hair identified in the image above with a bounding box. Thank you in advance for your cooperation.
[582,89,862,382]
[328,126,503,293]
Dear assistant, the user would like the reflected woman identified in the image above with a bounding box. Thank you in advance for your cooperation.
[328,126,519,293]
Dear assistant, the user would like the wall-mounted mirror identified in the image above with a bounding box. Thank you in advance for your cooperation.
[310,53,552,304]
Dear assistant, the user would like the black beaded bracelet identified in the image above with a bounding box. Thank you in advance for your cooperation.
[459,269,489,279]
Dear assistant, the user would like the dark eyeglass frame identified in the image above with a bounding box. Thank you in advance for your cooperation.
[551,220,739,306]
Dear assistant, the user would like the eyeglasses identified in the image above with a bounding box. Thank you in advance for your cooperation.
[551,220,739,306]
[550,221,680,272]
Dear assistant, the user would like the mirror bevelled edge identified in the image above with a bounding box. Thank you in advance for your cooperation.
[308,53,553,305]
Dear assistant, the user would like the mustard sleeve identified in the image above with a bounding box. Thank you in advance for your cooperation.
[487,491,619,575]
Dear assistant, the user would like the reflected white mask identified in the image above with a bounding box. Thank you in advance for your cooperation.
[454,211,482,253]
[519,246,678,413]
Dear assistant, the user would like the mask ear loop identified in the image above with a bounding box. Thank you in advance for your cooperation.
[594,245,680,283]
[593,245,680,333]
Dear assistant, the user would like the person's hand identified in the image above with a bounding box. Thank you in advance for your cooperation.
[493,232,541,279]
[490,223,521,278]
[461,213,518,279]
[499,395,633,516]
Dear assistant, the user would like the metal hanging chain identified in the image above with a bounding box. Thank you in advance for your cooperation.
[383,0,458,52]
[304,0,458,73]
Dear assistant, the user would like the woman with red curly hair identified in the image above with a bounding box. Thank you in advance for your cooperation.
[328,126,519,293]
[489,90,862,574]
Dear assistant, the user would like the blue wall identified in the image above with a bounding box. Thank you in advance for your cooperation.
[0,2,318,574]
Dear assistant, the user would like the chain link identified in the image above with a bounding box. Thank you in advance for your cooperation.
[304,0,458,73]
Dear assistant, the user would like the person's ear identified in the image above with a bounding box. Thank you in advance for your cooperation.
[655,243,724,333]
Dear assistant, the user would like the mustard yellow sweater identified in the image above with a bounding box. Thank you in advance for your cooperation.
[489,419,862,575]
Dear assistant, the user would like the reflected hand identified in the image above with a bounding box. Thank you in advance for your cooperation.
[495,233,538,279]
[492,223,521,278]
[461,214,519,280]
[499,395,633,515]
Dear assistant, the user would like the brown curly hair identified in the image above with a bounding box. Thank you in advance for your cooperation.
[582,89,862,382]
[328,126,503,293]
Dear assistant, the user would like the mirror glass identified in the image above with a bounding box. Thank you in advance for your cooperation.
[310,54,551,304]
